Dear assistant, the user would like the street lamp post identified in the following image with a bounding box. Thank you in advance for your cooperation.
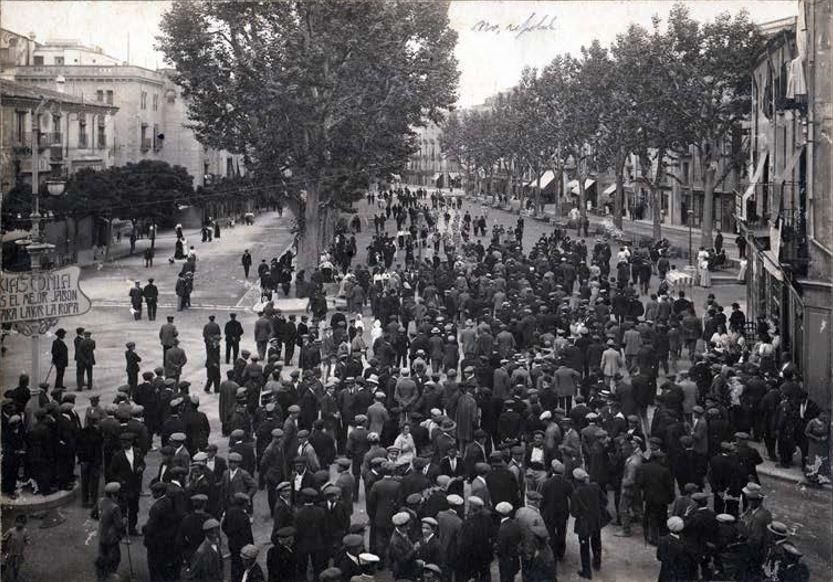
[14,101,66,388]
[688,209,694,266]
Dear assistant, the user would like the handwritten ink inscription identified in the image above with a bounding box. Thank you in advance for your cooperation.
[471,13,557,39]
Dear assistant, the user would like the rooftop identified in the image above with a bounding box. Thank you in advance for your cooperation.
[0,78,117,112]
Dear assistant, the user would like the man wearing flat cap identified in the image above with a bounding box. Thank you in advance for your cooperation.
[268,526,299,582]
[367,462,401,558]
[187,518,224,582]
[295,487,328,580]
[220,451,257,514]
[178,493,210,564]
[143,479,178,581]
[570,468,607,578]
[109,431,145,536]
[657,516,697,582]
[223,492,255,582]
[96,482,125,581]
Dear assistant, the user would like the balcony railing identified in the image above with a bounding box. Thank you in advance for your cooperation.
[780,207,809,276]
[40,132,63,146]
[10,133,63,150]
[141,138,152,152]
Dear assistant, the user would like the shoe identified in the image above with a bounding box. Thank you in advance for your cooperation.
[577,571,592,579]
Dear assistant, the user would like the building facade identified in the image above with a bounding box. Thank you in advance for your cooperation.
[404,120,460,188]
[4,32,243,188]
[737,4,832,407]
[1,79,117,194]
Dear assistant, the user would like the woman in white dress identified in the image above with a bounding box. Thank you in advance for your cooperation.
[697,247,711,287]
[393,423,416,465]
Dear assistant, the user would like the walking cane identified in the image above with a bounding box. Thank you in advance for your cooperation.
[44,363,54,382]
[123,519,136,582]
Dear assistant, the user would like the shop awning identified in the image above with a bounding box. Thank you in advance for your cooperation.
[602,183,617,196]
[761,249,784,281]
[431,173,441,181]
[448,172,460,179]
[740,154,768,221]
[524,170,556,189]
[1,229,29,243]
[568,178,596,195]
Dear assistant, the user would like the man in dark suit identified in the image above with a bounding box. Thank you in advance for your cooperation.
[270,482,294,543]
[657,516,698,582]
[334,533,365,580]
[109,432,145,536]
[73,327,84,390]
[439,445,467,496]
[143,481,178,582]
[463,432,489,480]
[268,526,300,582]
[187,519,224,582]
[683,492,718,580]
[495,501,522,582]
[571,468,608,579]
[541,460,574,561]
[367,462,401,559]
[399,457,431,502]
[96,482,125,581]
[636,450,675,545]
[143,278,158,321]
[321,486,351,560]
[220,452,257,514]
[76,330,96,390]
[205,444,227,482]
[294,488,328,580]
[486,452,520,510]
[51,328,69,389]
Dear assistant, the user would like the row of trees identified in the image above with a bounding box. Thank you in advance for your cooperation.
[441,4,763,246]
[3,160,195,229]
[157,0,459,269]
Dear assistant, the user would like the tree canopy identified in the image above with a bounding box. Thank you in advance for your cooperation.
[441,3,762,242]
[158,0,459,267]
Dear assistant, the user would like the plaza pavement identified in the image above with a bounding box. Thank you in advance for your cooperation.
[1,196,828,581]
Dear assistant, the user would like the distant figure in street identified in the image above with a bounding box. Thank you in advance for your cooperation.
[159,316,178,360]
[51,328,68,390]
[130,280,143,320]
[735,234,746,259]
[76,330,96,391]
[714,229,723,253]
[125,342,141,390]
[144,246,154,267]
[242,250,252,278]
[225,313,243,364]
[164,339,188,383]
[176,274,188,311]
[143,278,159,321]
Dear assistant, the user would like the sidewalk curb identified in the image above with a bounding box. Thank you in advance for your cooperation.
[757,465,833,491]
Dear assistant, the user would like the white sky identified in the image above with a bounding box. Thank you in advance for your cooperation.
[4,1,798,107]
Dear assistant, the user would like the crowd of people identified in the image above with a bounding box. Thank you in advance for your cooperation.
[1,187,825,582]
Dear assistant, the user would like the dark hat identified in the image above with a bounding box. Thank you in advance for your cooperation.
[276,526,296,538]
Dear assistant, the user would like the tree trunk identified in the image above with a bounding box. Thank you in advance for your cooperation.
[297,184,326,272]
[652,149,666,240]
[613,154,625,229]
[700,157,716,249]
[535,165,542,216]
